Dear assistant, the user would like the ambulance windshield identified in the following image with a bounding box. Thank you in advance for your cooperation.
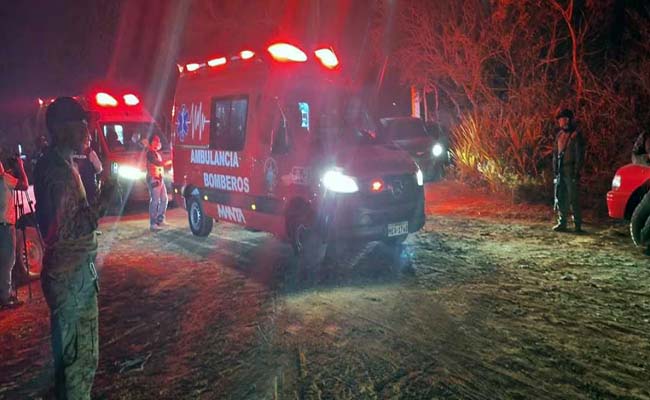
[286,88,382,146]
[102,122,169,153]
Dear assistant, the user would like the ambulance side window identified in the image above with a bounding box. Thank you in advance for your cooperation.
[210,96,248,151]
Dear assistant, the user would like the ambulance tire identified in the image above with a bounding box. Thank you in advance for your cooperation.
[187,197,213,237]
[288,207,327,271]
[15,226,43,283]
[383,236,414,275]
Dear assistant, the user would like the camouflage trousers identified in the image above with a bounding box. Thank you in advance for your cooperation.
[41,257,99,400]
[555,170,582,227]
[631,191,650,247]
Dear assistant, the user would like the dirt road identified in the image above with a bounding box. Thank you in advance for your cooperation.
[1,182,648,399]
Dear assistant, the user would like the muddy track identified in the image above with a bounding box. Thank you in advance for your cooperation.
[1,200,649,399]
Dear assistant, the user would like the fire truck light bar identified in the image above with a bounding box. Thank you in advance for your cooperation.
[314,48,339,69]
[96,92,118,107]
[267,43,307,63]
[123,94,140,106]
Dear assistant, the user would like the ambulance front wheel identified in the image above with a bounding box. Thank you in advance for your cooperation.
[288,208,327,269]
[187,197,213,237]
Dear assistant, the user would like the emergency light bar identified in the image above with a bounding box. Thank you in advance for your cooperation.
[123,94,140,106]
[96,92,118,107]
[180,43,339,74]
[186,63,201,72]
[207,57,227,67]
[314,48,339,69]
[267,43,307,62]
[240,50,255,60]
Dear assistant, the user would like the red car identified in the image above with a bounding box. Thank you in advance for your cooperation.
[606,163,650,219]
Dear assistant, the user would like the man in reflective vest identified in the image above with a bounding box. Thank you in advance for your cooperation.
[146,134,171,231]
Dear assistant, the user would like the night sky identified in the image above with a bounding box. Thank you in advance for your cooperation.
[0,0,383,130]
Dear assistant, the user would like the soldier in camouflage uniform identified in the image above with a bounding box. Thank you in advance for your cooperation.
[34,97,115,399]
[552,109,586,233]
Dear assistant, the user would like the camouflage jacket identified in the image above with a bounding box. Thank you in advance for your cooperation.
[34,148,100,274]
[553,127,585,176]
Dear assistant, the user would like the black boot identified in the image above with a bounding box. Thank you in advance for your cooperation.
[552,223,567,232]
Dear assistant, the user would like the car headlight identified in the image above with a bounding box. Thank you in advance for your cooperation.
[612,174,621,190]
[432,143,444,157]
[322,169,359,193]
[117,165,146,180]
[416,168,424,186]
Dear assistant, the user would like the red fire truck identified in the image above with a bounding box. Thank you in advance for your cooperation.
[40,89,173,207]
[172,42,426,267]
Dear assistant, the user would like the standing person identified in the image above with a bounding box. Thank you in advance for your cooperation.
[552,109,586,233]
[146,134,171,231]
[73,134,103,205]
[34,97,115,399]
[0,155,28,309]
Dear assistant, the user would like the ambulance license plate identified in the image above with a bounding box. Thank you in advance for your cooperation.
[387,221,408,237]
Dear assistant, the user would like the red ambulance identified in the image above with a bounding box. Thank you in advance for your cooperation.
[40,89,173,206]
[172,42,425,266]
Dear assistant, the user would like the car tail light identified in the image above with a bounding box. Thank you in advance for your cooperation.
[314,48,339,69]
[371,179,384,192]
[96,92,118,107]
[267,43,307,62]
[123,94,139,106]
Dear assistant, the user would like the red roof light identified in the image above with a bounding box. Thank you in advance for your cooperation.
[186,63,200,72]
[240,50,255,60]
[123,94,140,106]
[267,43,307,63]
[314,48,339,69]
[96,92,118,107]
[207,57,227,67]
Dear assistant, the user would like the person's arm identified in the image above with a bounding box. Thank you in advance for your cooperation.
[0,161,19,189]
[13,158,29,190]
[89,150,103,174]
[53,173,100,239]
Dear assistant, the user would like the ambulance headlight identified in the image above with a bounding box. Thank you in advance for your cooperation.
[612,174,621,190]
[117,165,146,180]
[416,169,424,186]
[322,170,359,193]
[432,143,444,157]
